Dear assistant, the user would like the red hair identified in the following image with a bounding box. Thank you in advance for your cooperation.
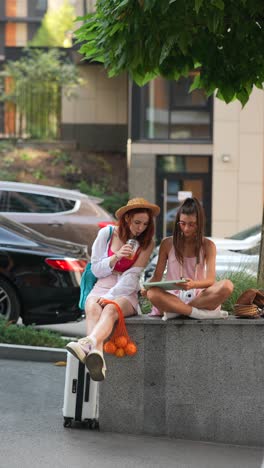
[118,208,154,250]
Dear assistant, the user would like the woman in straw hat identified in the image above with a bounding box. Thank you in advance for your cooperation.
[66,198,160,380]
[143,197,233,320]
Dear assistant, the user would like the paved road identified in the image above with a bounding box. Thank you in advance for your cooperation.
[0,358,263,468]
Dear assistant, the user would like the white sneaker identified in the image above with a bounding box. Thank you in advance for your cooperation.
[65,336,96,364]
[85,350,106,381]
[162,312,181,321]
[65,341,87,363]
[191,308,229,320]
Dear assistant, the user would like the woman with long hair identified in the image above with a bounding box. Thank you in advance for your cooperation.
[144,197,233,320]
[66,198,160,380]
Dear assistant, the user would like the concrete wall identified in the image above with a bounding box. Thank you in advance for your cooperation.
[99,317,264,447]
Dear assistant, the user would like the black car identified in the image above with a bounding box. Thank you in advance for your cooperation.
[0,215,89,325]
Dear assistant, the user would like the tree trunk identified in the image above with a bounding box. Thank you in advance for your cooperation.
[257,206,264,283]
[56,86,62,139]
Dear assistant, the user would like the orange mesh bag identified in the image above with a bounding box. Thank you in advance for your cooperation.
[102,299,138,358]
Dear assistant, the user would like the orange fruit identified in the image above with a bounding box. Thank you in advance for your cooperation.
[114,335,128,349]
[124,342,137,356]
[115,347,125,358]
[103,341,117,354]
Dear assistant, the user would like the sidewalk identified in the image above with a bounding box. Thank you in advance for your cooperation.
[0,358,263,468]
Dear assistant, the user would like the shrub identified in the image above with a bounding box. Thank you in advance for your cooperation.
[77,180,129,216]
[0,320,68,348]
[218,270,263,313]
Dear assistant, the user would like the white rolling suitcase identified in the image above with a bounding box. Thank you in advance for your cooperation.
[62,351,99,429]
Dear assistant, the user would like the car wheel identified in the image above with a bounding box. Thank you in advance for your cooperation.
[0,277,21,323]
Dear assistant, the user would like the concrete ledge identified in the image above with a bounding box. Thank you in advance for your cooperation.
[100,316,264,447]
[0,343,67,362]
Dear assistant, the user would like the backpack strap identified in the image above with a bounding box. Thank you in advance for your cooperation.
[107,225,114,243]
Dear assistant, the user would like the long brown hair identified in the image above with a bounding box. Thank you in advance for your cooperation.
[118,208,154,249]
[173,197,205,264]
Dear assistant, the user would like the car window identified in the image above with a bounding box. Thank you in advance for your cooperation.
[239,242,260,256]
[0,227,37,246]
[4,192,76,214]
[0,191,7,210]
[229,224,261,240]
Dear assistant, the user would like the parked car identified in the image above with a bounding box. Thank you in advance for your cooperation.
[143,246,259,282]
[0,181,114,250]
[0,215,89,325]
[209,224,261,253]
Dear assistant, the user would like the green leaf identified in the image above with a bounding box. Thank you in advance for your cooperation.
[73,0,264,105]
[211,0,224,10]
[113,0,130,12]
[194,0,203,14]
[177,33,190,55]
[205,82,216,97]
[216,89,224,101]
[236,88,250,107]
[109,23,124,37]
[189,73,200,92]
[143,0,157,11]
[244,82,253,95]
[159,37,175,65]
[220,84,235,103]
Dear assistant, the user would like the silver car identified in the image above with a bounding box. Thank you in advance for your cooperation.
[209,224,261,252]
[0,181,114,249]
[144,246,259,281]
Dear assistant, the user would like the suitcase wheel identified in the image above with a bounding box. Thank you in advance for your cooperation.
[63,417,73,428]
[88,419,99,430]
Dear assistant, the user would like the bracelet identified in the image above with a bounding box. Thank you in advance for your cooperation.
[114,253,120,261]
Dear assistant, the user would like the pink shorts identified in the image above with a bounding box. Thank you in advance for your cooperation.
[87,273,138,311]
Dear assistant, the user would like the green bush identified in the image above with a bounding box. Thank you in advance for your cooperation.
[77,180,129,216]
[218,270,263,313]
[0,319,68,348]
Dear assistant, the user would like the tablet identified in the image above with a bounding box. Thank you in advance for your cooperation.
[143,279,187,290]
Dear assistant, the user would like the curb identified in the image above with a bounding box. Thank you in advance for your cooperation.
[0,343,67,363]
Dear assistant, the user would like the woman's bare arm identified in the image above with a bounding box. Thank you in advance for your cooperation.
[148,237,171,283]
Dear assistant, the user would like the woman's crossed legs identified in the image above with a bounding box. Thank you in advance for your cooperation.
[147,279,233,320]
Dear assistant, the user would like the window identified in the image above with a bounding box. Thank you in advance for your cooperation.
[158,155,210,173]
[36,0,47,12]
[132,76,212,141]
[4,192,76,213]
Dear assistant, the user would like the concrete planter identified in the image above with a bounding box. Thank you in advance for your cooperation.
[0,343,67,363]
[99,316,264,447]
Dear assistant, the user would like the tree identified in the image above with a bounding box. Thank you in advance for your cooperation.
[75,0,264,107]
[0,48,83,139]
[75,0,264,283]
[30,0,75,48]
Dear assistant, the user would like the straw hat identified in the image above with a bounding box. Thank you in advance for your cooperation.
[115,198,160,219]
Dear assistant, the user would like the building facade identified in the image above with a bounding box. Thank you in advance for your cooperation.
[128,77,264,240]
[0,1,263,238]
[0,0,48,134]
[0,0,128,151]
